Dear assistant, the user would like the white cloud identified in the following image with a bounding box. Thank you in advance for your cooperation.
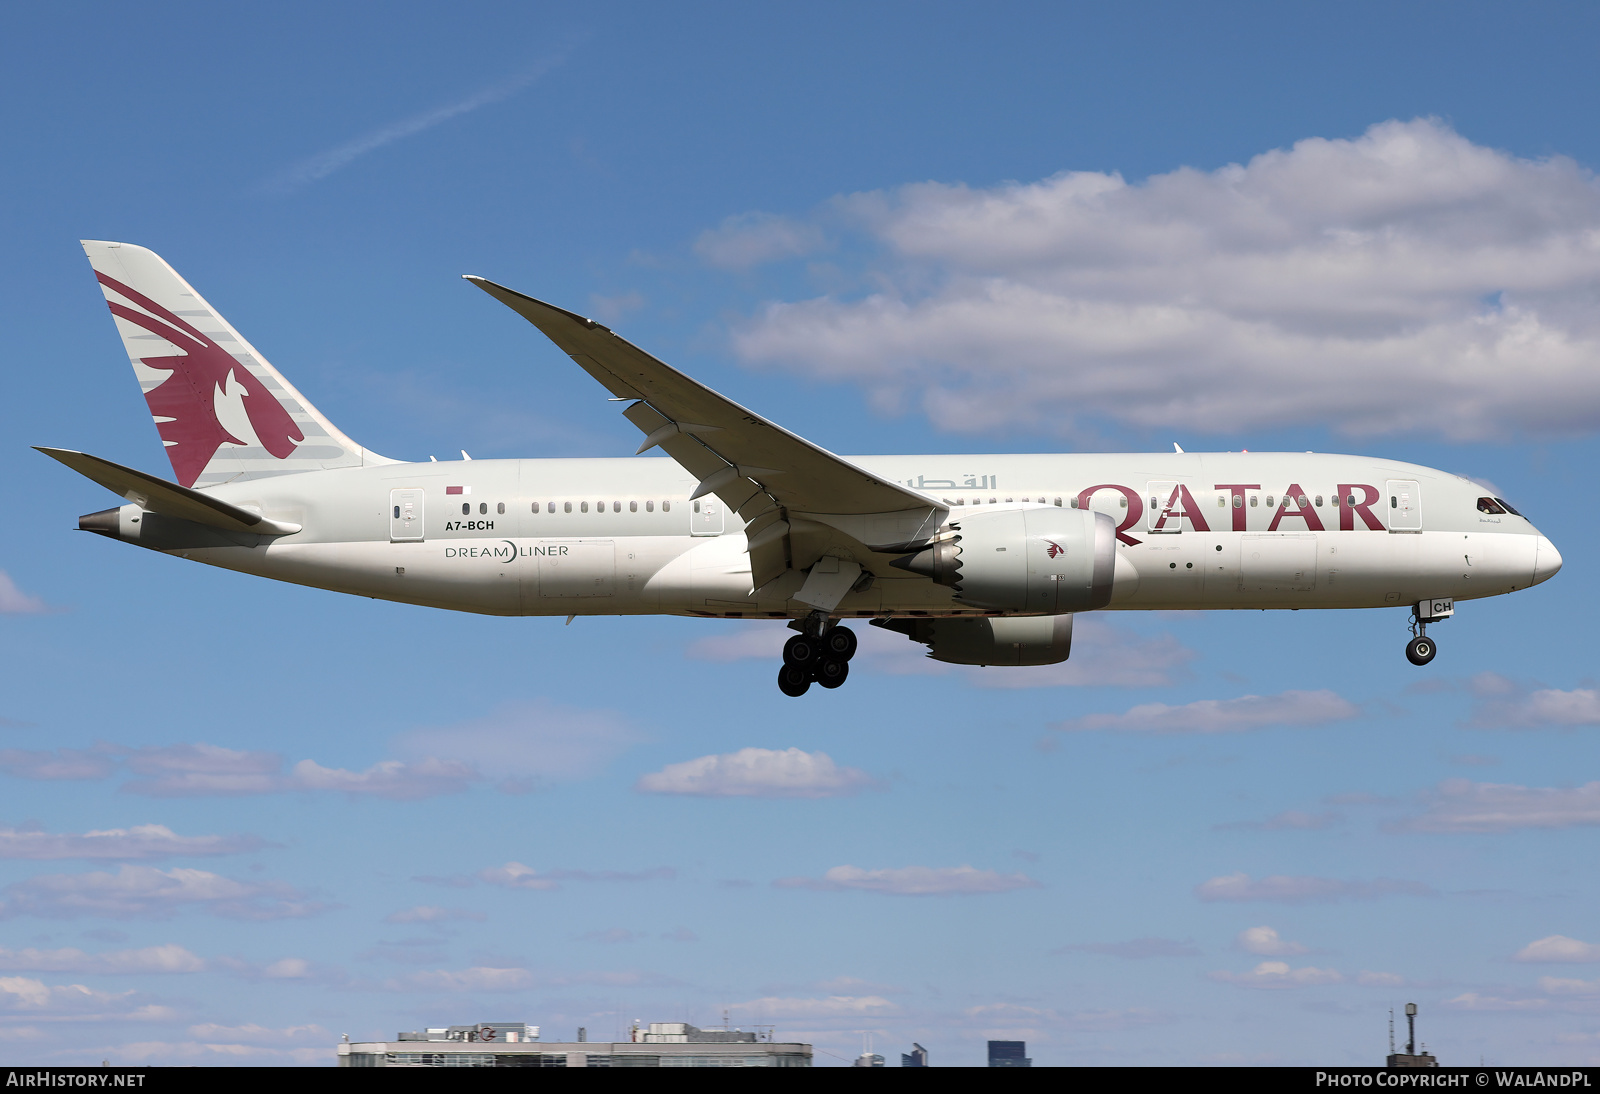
[0,824,264,860]
[635,747,876,798]
[1539,977,1600,996]
[473,861,673,891]
[732,995,898,1018]
[1444,992,1554,1013]
[1396,779,1600,832]
[695,212,827,270]
[385,966,535,993]
[120,744,284,796]
[186,1024,328,1045]
[92,1041,327,1065]
[289,757,478,800]
[1056,689,1356,733]
[393,699,642,790]
[1234,926,1309,956]
[0,977,138,1014]
[476,862,561,891]
[1470,683,1600,728]
[775,864,1040,896]
[728,118,1600,442]
[0,571,47,614]
[1209,961,1344,989]
[0,944,203,974]
[0,865,328,921]
[1195,872,1433,904]
[0,746,119,780]
[1518,936,1600,963]
[385,905,487,925]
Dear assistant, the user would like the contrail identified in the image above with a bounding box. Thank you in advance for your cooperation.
[257,44,577,196]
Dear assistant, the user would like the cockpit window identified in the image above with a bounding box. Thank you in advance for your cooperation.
[1495,497,1522,517]
[1477,497,1506,515]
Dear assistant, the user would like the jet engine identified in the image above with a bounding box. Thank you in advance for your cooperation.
[872,614,1075,667]
[892,507,1116,614]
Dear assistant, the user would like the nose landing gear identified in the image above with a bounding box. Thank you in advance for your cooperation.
[1405,598,1452,666]
[777,615,858,696]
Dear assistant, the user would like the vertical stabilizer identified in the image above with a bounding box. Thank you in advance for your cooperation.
[81,241,394,487]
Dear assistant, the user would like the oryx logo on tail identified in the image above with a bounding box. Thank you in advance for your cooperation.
[95,271,304,488]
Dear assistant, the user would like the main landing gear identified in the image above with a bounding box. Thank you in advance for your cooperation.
[1405,598,1453,666]
[778,616,859,697]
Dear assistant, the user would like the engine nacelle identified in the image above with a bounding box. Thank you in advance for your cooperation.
[874,614,1075,667]
[894,507,1116,613]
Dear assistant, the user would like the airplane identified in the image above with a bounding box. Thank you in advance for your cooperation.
[40,241,1563,697]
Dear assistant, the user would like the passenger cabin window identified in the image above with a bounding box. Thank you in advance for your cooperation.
[646,501,654,512]
[547,502,555,513]
[461,503,470,515]
[479,503,487,515]
[564,502,572,513]
[581,502,588,513]
[663,500,671,512]
[1477,497,1507,514]
[1315,495,1323,507]
[1250,495,1258,507]
[1053,497,1062,507]
[629,501,637,513]
[1217,496,1226,507]
[1266,496,1275,508]
[613,501,621,513]
[497,502,505,515]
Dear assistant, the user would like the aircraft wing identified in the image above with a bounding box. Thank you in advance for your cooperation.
[466,277,948,592]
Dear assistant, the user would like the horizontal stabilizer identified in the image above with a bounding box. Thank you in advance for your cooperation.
[34,448,301,536]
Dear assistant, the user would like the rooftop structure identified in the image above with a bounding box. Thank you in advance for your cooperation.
[1386,1003,1438,1068]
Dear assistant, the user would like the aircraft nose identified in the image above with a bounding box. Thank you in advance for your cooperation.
[1533,535,1563,586]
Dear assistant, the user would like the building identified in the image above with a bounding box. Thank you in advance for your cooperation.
[901,1043,928,1067]
[339,1020,810,1067]
[988,1040,1031,1067]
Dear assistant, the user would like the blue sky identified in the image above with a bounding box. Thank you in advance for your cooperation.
[3,0,1600,1066]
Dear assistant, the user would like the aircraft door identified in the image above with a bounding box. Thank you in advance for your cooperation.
[1146,481,1183,533]
[690,497,724,536]
[390,488,424,542]
[1386,480,1422,532]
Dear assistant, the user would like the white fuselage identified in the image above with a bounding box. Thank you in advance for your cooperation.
[106,451,1561,621]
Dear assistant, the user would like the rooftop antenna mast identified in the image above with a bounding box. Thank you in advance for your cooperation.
[1389,1008,1395,1055]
